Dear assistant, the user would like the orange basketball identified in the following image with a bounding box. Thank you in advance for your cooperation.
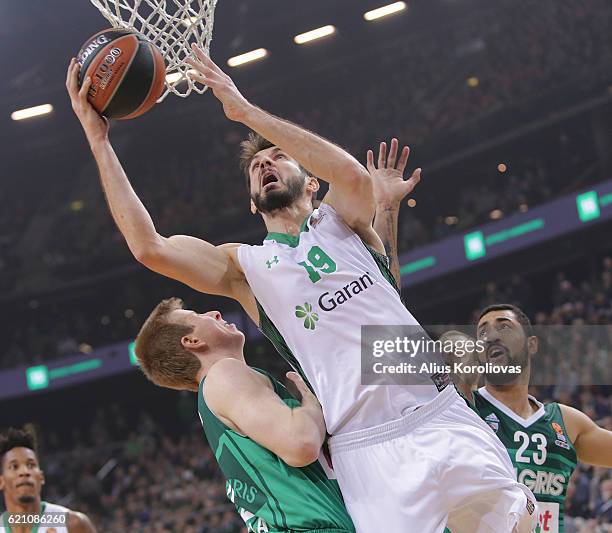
[76,28,166,120]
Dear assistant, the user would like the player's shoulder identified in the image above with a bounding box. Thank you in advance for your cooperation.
[206,358,250,387]
[42,501,70,513]
[204,361,273,422]
[205,360,270,401]
[66,510,96,532]
[218,242,247,268]
[41,503,95,532]
[558,403,591,427]
[558,402,580,420]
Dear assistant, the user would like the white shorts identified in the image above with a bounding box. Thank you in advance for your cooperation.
[328,385,537,533]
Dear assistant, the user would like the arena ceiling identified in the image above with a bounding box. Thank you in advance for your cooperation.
[1,0,484,167]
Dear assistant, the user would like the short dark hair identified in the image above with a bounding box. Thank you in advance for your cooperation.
[239,132,274,191]
[477,304,534,337]
[0,427,37,472]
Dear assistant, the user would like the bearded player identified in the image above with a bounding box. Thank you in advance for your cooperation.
[67,47,536,532]
[466,305,612,533]
[0,428,96,533]
[374,172,612,533]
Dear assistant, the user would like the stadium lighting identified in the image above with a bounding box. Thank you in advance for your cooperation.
[364,2,407,21]
[227,48,268,67]
[11,104,53,121]
[294,25,336,45]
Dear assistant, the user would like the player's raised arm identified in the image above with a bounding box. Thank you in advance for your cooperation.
[560,404,612,467]
[205,359,326,468]
[369,139,422,287]
[66,59,256,320]
[186,46,375,232]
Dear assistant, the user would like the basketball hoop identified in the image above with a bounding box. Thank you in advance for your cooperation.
[89,0,219,100]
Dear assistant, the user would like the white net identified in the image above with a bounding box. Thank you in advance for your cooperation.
[89,0,219,100]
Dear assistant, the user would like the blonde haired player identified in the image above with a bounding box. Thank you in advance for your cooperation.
[67,48,536,532]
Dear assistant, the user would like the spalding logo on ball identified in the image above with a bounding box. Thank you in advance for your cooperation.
[77,29,166,120]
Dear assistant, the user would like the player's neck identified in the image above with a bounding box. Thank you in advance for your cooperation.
[197,352,245,383]
[5,496,42,515]
[485,382,537,420]
[262,201,312,236]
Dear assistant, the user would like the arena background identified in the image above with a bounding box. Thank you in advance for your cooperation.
[1,0,611,531]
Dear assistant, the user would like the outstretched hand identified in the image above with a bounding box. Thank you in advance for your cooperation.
[367,138,421,207]
[65,58,109,145]
[186,44,252,122]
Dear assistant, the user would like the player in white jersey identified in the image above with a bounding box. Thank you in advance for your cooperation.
[0,428,96,533]
[67,48,536,532]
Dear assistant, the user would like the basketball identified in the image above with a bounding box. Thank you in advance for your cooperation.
[76,28,166,120]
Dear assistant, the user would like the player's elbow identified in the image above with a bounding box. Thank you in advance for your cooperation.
[132,244,158,266]
[132,238,164,267]
[342,163,372,190]
[280,437,322,468]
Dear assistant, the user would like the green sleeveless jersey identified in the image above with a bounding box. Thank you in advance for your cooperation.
[197,368,355,533]
[473,388,577,533]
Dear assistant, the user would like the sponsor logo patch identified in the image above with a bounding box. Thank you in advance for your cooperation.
[526,496,536,516]
[552,422,570,449]
[310,212,326,228]
[484,412,500,432]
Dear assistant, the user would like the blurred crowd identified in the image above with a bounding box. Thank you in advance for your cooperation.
[40,407,245,532]
[1,0,611,298]
[33,389,611,532]
[1,253,609,532]
[472,257,612,391]
[1,1,611,528]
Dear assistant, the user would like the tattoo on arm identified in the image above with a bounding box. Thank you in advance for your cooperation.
[374,206,401,288]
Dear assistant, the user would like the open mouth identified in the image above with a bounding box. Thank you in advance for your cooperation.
[487,345,506,361]
[16,481,35,488]
[261,172,279,189]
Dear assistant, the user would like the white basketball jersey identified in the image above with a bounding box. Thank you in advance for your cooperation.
[1,502,70,532]
[238,203,439,434]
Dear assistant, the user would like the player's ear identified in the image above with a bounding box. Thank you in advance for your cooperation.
[306,176,320,193]
[39,470,45,486]
[0,474,5,491]
[181,334,208,352]
[527,335,538,357]
[250,199,258,215]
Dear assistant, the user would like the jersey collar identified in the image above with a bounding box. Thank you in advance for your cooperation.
[479,386,545,427]
[264,213,311,248]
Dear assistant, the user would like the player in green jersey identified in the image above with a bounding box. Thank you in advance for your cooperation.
[69,47,535,531]
[134,298,355,533]
[469,304,612,532]
[450,304,612,533]
[0,427,96,533]
[372,155,611,533]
